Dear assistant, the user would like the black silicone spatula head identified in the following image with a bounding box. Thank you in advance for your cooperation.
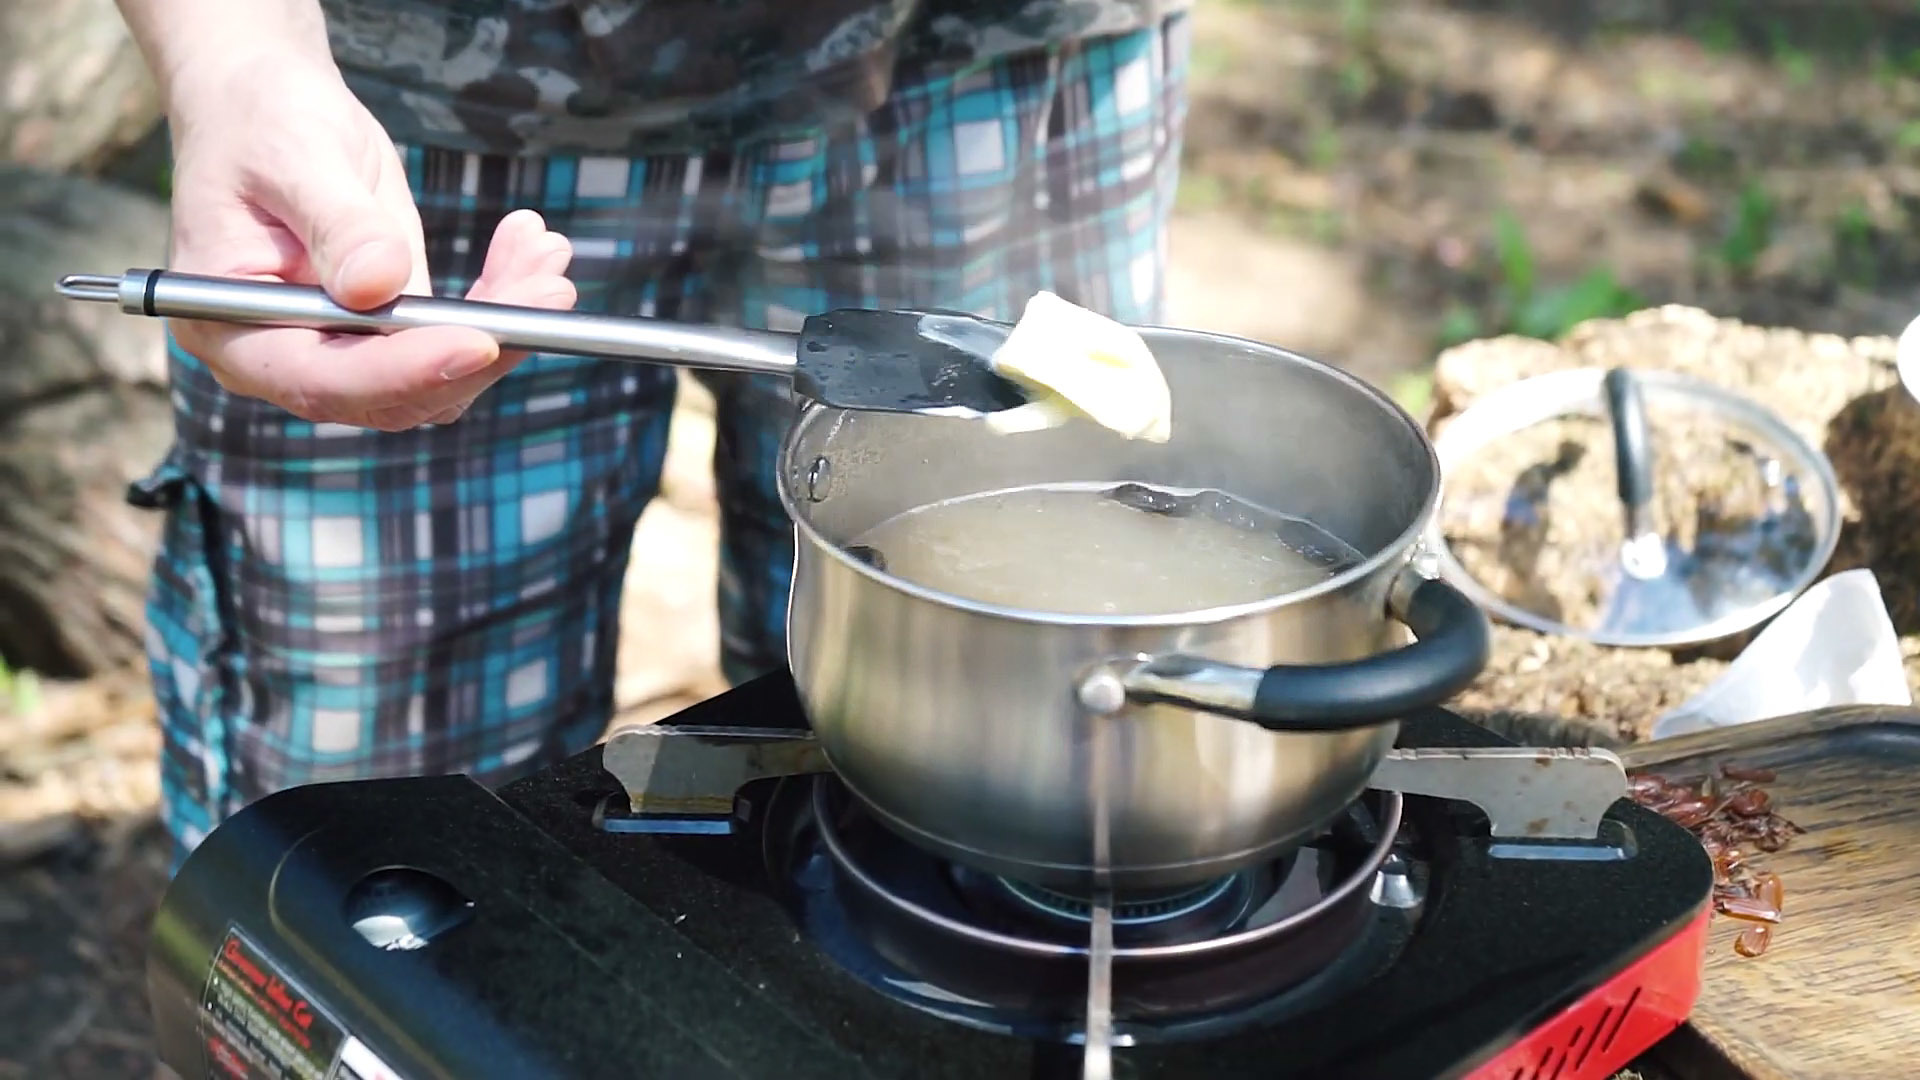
[794,309,1032,414]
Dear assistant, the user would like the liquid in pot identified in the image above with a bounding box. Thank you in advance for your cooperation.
[844,482,1362,615]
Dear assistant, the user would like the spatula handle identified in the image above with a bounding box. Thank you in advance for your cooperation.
[57,270,799,378]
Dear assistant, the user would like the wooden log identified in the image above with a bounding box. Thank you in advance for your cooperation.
[0,166,171,677]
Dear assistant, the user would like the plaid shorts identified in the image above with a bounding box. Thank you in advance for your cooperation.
[139,15,1190,865]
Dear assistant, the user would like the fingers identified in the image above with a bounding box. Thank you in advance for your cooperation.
[434,211,576,413]
[374,147,436,299]
[252,149,417,311]
[404,212,577,427]
[468,209,575,307]
[174,208,578,432]
[186,321,505,432]
[368,399,470,431]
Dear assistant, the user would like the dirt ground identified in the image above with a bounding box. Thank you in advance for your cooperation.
[1174,0,1920,392]
[13,0,1920,1074]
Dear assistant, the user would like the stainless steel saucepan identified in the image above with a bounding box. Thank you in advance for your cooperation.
[62,269,1491,895]
[781,327,1491,893]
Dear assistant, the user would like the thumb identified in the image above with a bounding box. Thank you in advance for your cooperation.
[261,154,416,310]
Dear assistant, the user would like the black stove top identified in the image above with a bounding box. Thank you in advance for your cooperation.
[146,674,1714,1080]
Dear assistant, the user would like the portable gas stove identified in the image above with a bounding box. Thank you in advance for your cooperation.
[149,673,1713,1080]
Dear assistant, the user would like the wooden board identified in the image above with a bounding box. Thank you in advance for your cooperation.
[1616,706,1920,1080]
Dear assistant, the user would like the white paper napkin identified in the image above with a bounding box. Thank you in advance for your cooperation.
[1649,569,1912,740]
[1897,312,1920,402]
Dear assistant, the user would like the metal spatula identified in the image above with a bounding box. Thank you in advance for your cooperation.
[57,270,1030,416]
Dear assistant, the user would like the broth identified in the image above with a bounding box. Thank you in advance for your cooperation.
[845,482,1362,616]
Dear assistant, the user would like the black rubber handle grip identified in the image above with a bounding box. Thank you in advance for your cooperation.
[1603,367,1655,518]
[1245,577,1492,732]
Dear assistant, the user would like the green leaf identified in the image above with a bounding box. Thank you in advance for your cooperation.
[1492,211,1535,305]
[1341,0,1376,43]
[1389,369,1435,418]
[1719,181,1776,275]
[10,670,39,716]
[1436,304,1483,348]
[1514,268,1642,340]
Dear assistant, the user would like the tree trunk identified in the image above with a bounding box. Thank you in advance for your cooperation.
[0,166,172,677]
[1,0,162,173]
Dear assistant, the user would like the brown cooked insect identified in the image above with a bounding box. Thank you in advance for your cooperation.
[1666,798,1717,828]
[1715,894,1782,924]
[1627,762,1799,959]
[1734,924,1773,958]
[1629,774,1671,797]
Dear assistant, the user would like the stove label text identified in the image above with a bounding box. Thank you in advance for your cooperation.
[199,927,402,1080]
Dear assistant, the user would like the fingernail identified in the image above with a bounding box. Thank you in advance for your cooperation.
[440,345,499,381]
[428,405,464,425]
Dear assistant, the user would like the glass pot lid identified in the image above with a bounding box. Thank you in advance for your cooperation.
[1427,367,1842,648]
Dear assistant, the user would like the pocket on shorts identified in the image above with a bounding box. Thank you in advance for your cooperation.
[130,447,241,831]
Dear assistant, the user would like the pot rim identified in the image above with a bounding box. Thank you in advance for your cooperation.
[776,324,1442,628]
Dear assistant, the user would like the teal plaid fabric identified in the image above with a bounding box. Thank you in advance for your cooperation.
[141,15,1191,866]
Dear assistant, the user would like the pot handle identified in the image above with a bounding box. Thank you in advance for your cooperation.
[1088,566,1491,732]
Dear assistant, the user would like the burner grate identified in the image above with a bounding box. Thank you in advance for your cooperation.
[770,776,1412,1042]
[997,876,1236,926]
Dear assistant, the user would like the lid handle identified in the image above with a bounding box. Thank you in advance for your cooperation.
[1604,367,1658,539]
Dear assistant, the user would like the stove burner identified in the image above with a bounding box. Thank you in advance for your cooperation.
[766,776,1419,1044]
[999,875,1235,926]
[948,866,1271,950]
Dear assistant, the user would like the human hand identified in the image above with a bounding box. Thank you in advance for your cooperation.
[164,55,575,430]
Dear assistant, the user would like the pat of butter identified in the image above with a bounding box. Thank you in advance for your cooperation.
[984,292,1172,442]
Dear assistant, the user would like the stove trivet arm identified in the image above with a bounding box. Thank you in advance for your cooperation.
[1082,893,1114,1080]
[1367,746,1628,840]
[1080,703,1117,1080]
[602,725,830,816]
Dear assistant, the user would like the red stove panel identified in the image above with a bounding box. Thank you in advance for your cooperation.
[1467,906,1712,1080]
